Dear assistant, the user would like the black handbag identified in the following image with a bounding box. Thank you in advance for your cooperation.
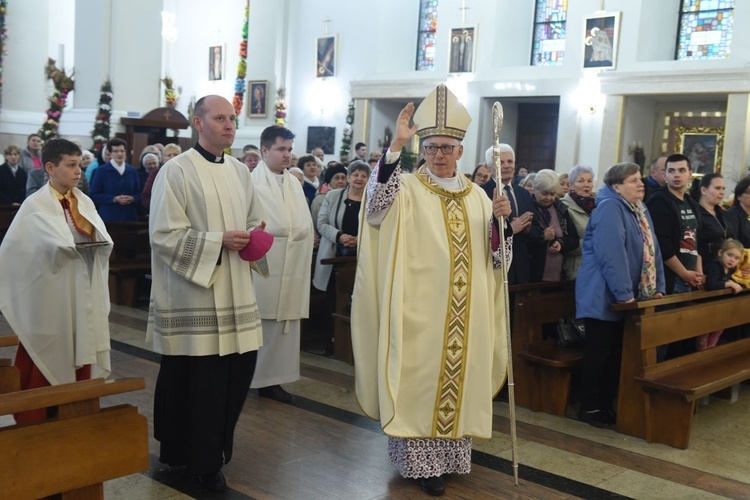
[557,317,585,348]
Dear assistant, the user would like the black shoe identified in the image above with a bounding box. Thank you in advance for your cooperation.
[258,384,292,403]
[197,470,226,492]
[419,476,445,496]
[578,409,616,429]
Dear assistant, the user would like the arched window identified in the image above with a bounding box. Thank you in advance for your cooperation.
[676,0,734,60]
[416,0,439,71]
[531,0,567,66]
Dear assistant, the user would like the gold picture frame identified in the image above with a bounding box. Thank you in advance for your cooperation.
[675,126,724,174]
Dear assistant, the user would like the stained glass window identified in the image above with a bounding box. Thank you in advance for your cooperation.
[676,0,734,60]
[531,0,567,66]
[416,0,439,71]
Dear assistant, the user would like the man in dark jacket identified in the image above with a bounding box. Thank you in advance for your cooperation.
[643,156,666,202]
[646,153,703,294]
[481,144,534,284]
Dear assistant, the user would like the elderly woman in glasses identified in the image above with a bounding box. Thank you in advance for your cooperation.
[560,165,596,279]
[528,169,579,282]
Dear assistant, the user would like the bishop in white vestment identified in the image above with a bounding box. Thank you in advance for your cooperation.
[351,85,512,496]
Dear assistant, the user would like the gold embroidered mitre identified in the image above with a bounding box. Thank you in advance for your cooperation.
[413,84,471,140]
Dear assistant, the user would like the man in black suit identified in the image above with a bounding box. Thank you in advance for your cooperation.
[481,144,533,284]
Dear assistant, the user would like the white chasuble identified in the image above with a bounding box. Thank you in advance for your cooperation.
[352,167,509,439]
[0,185,112,385]
[147,149,263,356]
[250,161,313,321]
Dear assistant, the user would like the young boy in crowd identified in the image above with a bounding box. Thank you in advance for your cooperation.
[0,138,113,423]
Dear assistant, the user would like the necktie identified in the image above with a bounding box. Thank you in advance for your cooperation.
[504,184,518,218]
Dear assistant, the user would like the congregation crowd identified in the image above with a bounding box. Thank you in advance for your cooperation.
[1,88,750,497]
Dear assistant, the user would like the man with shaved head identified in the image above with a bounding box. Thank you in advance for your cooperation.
[147,95,265,492]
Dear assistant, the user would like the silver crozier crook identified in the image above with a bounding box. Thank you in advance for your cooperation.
[492,101,520,486]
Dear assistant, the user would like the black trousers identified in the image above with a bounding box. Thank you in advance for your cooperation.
[154,350,257,475]
[579,318,623,413]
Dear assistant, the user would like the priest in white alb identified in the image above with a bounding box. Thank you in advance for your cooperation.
[351,84,512,497]
[147,95,265,493]
[249,125,314,403]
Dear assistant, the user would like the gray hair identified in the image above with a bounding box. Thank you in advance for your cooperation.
[603,162,641,186]
[347,160,371,177]
[81,150,95,161]
[533,169,561,194]
[520,172,536,188]
[568,164,595,184]
[142,152,160,165]
[484,143,515,168]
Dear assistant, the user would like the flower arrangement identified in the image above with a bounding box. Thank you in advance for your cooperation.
[161,76,179,107]
[232,0,250,117]
[274,87,286,126]
[90,79,113,158]
[38,58,74,141]
[0,0,8,108]
[339,99,354,161]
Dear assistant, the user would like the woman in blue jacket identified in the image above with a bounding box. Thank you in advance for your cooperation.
[575,162,665,428]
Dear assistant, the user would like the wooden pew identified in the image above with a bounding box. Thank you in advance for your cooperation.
[0,377,149,499]
[613,288,750,449]
[0,204,19,245]
[106,221,151,306]
[320,256,357,365]
[510,281,580,416]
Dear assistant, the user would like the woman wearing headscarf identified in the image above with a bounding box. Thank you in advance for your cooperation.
[576,162,665,428]
[560,164,596,279]
[528,169,579,282]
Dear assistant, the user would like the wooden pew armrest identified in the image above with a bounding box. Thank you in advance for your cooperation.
[0,377,145,416]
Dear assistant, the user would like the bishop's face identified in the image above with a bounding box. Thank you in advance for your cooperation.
[422,136,463,179]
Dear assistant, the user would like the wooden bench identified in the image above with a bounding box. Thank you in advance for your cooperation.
[106,221,151,306]
[510,281,581,416]
[0,376,149,498]
[613,288,750,449]
[321,256,357,365]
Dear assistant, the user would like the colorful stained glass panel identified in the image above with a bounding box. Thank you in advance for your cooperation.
[676,0,734,60]
[416,0,439,71]
[531,0,567,66]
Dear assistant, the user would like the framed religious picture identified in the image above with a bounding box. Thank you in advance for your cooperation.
[677,128,724,174]
[449,26,477,73]
[208,45,225,81]
[316,35,337,78]
[307,126,335,154]
[247,81,269,118]
[583,12,620,70]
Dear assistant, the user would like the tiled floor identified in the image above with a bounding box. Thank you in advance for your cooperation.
[2,304,750,499]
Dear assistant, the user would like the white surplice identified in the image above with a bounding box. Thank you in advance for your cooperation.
[147,149,264,356]
[249,161,313,388]
[0,184,112,385]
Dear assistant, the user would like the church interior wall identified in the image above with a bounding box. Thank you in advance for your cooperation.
[0,0,749,185]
